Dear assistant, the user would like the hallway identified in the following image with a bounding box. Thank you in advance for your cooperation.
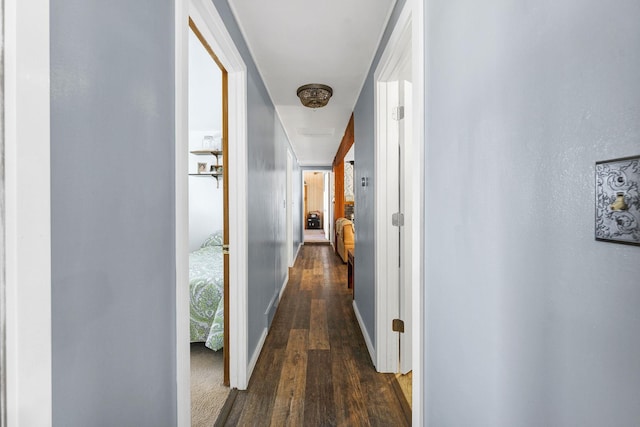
[218,245,410,426]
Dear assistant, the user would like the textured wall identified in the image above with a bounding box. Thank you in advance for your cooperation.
[50,0,176,425]
[424,0,640,425]
[49,0,301,423]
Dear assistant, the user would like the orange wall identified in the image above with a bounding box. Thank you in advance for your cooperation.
[332,114,354,226]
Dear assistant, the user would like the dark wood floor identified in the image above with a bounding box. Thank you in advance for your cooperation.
[218,245,410,426]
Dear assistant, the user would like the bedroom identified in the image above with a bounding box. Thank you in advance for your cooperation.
[187,23,229,425]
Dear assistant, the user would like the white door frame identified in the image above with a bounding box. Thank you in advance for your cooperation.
[374,1,411,373]
[374,0,425,424]
[399,77,414,375]
[176,0,249,424]
[5,0,52,425]
[375,73,401,374]
[323,172,330,240]
[286,150,294,266]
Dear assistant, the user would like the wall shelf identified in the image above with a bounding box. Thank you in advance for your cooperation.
[189,149,224,188]
[190,149,222,158]
[188,172,223,188]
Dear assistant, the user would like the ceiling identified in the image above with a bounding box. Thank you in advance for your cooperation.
[228,0,396,166]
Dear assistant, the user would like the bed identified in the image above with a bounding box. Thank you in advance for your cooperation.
[189,232,224,351]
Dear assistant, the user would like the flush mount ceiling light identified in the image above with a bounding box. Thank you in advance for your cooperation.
[296,84,333,109]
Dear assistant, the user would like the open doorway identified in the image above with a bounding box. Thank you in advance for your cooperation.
[374,2,416,414]
[187,21,229,425]
[177,1,249,423]
[303,170,331,244]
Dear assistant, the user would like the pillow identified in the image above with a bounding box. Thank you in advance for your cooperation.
[201,231,224,248]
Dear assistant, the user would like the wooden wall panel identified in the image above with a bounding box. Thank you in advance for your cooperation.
[333,161,344,226]
[332,113,354,227]
[332,114,354,169]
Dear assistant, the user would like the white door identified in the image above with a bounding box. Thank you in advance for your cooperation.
[388,62,413,375]
[375,21,413,375]
[398,76,413,374]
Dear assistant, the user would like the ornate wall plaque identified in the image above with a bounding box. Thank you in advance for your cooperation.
[595,155,640,245]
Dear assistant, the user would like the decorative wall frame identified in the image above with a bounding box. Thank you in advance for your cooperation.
[595,155,640,246]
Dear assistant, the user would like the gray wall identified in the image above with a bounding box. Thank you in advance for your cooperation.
[353,0,407,350]
[273,118,289,309]
[424,0,640,425]
[212,0,298,358]
[50,0,300,424]
[50,0,176,425]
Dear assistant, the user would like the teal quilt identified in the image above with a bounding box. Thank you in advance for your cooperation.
[189,244,224,351]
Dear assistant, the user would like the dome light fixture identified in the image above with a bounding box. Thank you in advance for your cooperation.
[296,84,333,109]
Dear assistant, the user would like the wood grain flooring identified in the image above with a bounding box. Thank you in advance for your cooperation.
[218,245,410,426]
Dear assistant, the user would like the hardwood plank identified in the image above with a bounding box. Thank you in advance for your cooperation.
[270,329,309,426]
[235,347,284,426]
[313,258,323,276]
[219,390,247,427]
[268,287,296,349]
[220,245,410,426]
[331,344,371,427]
[300,269,314,291]
[360,368,409,426]
[304,350,336,426]
[309,299,330,350]
[291,290,311,330]
[214,388,238,427]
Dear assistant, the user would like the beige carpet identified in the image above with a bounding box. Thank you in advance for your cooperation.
[191,343,229,427]
[304,228,329,243]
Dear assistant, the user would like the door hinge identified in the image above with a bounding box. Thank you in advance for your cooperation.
[222,244,230,255]
[391,212,404,226]
[392,318,405,333]
[392,106,405,121]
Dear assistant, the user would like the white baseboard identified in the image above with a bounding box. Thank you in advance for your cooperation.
[248,242,301,386]
[353,300,376,364]
[279,270,289,301]
[294,242,302,261]
[247,327,268,383]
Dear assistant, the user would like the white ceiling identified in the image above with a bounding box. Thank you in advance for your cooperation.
[228,0,397,166]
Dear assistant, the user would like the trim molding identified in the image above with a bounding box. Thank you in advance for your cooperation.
[373,0,413,375]
[1,0,6,422]
[175,0,190,424]
[353,301,376,363]
[177,0,249,424]
[411,0,425,423]
[375,0,426,422]
[279,271,289,301]
[247,327,268,382]
[5,0,52,424]
[374,3,411,372]
[294,242,302,263]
